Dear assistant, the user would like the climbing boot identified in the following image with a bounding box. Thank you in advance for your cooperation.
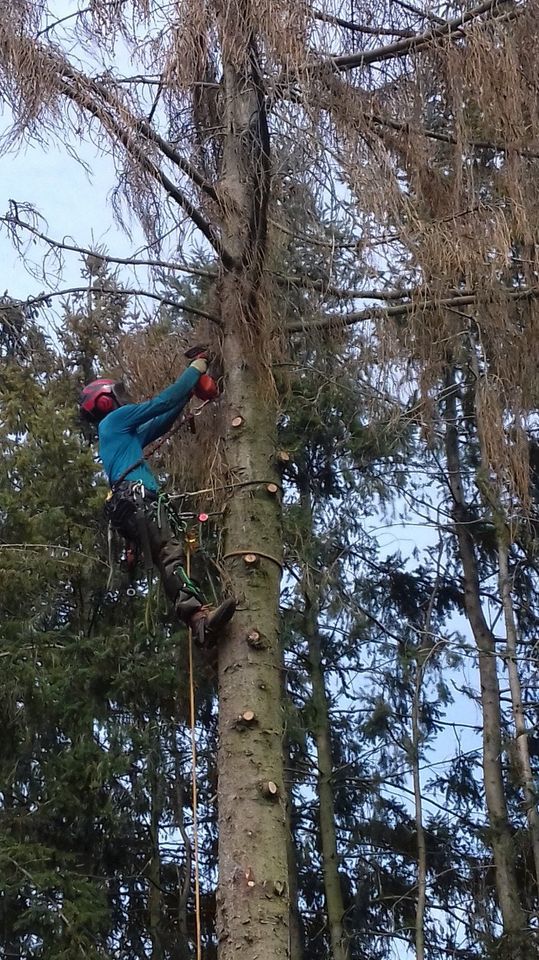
[188,598,236,648]
[175,592,204,622]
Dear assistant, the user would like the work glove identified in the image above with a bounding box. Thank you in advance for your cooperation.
[184,343,212,374]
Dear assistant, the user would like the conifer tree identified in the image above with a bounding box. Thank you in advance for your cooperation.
[3,4,539,959]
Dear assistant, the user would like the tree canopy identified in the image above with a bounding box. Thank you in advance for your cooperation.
[1,3,539,960]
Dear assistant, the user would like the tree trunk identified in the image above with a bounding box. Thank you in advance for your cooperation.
[444,374,526,940]
[306,612,349,960]
[300,480,349,960]
[215,7,289,959]
[468,340,539,901]
[411,661,426,960]
[283,737,306,960]
[148,724,164,960]
[498,537,539,894]
[281,664,305,960]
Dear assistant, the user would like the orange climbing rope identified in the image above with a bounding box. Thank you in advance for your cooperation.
[186,532,202,960]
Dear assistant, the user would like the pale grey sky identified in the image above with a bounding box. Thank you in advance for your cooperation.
[0,138,147,298]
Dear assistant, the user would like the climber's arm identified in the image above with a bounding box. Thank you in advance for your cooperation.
[106,365,202,435]
[137,408,185,447]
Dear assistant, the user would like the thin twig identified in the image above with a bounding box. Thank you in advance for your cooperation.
[1,213,217,280]
[0,286,219,323]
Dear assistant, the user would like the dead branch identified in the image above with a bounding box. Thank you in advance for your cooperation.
[370,111,539,161]
[8,287,219,322]
[56,72,235,268]
[330,0,518,71]
[312,9,416,38]
[1,213,217,279]
[288,286,539,333]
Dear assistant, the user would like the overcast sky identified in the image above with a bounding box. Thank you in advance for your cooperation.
[0,137,148,295]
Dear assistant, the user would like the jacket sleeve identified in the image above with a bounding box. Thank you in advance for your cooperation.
[106,367,200,435]
[136,408,181,448]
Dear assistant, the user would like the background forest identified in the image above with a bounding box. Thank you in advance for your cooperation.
[1,2,539,959]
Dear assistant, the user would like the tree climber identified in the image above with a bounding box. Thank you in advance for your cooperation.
[79,346,236,645]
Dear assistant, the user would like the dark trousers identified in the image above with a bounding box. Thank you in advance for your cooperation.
[105,483,203,615]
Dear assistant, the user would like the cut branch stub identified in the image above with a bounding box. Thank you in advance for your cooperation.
[276,450,291,464]
[260,780,280,801]
[266,483,279,496]
[233,709,258,731]
[231,415,244,429]
[243,553,259,568]
[246,628,267,649]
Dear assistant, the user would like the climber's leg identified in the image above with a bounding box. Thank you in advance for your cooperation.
[145,498,236,644]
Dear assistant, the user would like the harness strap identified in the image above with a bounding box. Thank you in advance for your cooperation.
[110,457,146,492]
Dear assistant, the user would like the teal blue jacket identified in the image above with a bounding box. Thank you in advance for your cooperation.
[98,366,201,491]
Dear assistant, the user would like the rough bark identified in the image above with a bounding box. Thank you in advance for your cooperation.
[217,328,289,960]
[300,479,349,960]
[215,7,289,959]
[444,375,526,939]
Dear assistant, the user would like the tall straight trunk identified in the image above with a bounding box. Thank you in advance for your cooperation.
[444,374,526,939]
[282,666,305,960]
[467,344,539,895]
[306,612,349,960]
[148,725,164,960]
[498,537,539,893]
[300,479,349,960]
[283,739,306,960]
[215,7,289,959]
[411,661,426,960]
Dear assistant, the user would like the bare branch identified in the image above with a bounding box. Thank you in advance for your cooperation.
[55,72,237,269]
[288,286,539,334]
[36,1,129,38]
[329,1,518,71]
[1,213,217,279]
[370,111,539,161]
[3,287,219,323]
[89,73,220,202]
[0,30,237,268]
[312,9,416,38]
[273,272,414,301]
[391,0,447,26]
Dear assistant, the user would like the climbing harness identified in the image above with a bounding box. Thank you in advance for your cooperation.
[104,400,212,595]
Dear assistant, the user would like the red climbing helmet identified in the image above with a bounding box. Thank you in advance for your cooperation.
[78,378,131,423]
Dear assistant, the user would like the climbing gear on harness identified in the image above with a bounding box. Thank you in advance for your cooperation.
[110,457,147,493]
[79,378,132,423]
[105,483,207,618]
